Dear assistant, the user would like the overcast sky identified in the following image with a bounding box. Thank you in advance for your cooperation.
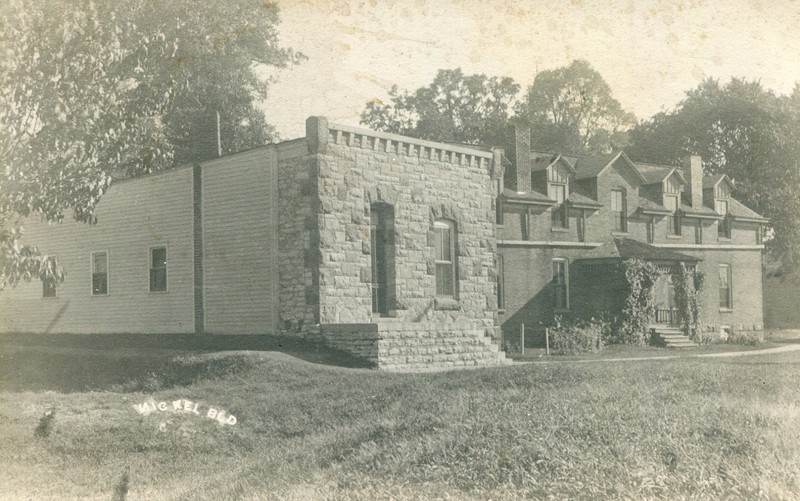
[260,0,800,139]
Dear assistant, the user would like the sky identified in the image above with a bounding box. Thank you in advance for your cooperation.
[260,0,800,139]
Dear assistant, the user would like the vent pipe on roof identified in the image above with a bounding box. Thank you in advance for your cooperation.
[682,155,703,209]
[193,110,223,161]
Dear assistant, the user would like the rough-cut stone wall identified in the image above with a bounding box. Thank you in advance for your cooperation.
[277,143,319,335]
[306,117,501,343]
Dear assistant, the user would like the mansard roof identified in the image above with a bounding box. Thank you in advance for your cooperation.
[574,151,647,183]
[580,238,701,262]
[501,188,555,206]
[531,153,577,174]
[635,163,687,185]
[567,191,603,209]
[703,174,735,190]
[729,198,769,223]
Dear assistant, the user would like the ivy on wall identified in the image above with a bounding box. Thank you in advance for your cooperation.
[619,259,659,345]
[672,263,705,342]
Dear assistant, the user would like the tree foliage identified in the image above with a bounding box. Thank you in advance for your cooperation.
[516,60,636,155]
[628,78,800,279]
[0,0,300,291]
[360,68,520,146]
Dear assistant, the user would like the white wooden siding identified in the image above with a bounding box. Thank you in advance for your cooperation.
[201,147,278,334]
[0,167,195,333]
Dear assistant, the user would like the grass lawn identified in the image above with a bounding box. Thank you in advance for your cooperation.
[1,335,800,499]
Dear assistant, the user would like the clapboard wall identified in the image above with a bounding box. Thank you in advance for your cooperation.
[0,167,196,334]
[200,147,279,334]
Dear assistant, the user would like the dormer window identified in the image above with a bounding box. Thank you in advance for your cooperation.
[549,183,568,229]
[716,199,731,239]
[664,195,680,236]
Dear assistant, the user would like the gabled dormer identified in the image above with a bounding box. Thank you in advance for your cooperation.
[531,154,576,229]
[635,164,687,236]
[704,174,735,239]
[574,151,645,234]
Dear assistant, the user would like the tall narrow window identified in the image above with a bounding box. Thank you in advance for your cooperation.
[577,209,586,242]
[495,196,504,225]
[150,246,168,292]
[611,189,626,232]
[434,220,457,298]
[646,216,655,243]
[371,203,395,314]
[552,259,568,311]
[665,195,679,235]
[756,225,763,245]
[716,199,730,239]
[42,256,57,298]
[695,220,703,244]
[549,184,568,229]
[92,252,108,295]
[496,254,505,310]
[719,264,732,309]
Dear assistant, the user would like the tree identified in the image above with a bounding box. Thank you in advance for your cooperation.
[360,68,520,146]
[0,0,301,291]
[628,78,800,279]
[516,60,636,155]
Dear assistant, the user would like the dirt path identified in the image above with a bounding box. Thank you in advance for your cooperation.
[528,342,800,364]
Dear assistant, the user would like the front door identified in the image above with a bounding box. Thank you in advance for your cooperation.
[654,274,678,325]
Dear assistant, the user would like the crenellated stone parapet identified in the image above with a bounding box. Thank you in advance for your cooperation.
[306,116,494,170]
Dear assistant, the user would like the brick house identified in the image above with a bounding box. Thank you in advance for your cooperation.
[0,118,767,367]
[497,127,768,346]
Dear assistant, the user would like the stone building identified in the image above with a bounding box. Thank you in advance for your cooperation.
[0,118,768,367]
[0,117,510,370]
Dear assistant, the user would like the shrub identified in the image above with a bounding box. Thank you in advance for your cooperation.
[548,316,605,355]
[34,408,55,438]
[726,330,763,346]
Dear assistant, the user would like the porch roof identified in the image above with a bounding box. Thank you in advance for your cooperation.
[578,237,701,262]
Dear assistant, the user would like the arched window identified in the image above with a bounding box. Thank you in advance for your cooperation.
[434,219,457,298]
[370,203,395,314]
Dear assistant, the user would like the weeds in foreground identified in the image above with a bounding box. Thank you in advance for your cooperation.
[33,408,55,438]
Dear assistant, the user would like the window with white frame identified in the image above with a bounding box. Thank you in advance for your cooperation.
[719,264,732,309]
[548,183,568,229]
[150,246,168,292]
[92,252,108,295]
[716,199,730,239]
[552,259,568,311]
[434,220,457,298]
[611,188,626,232]
[665,195,680,235]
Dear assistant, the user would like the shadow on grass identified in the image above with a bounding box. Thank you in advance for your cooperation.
[0,333,373,393]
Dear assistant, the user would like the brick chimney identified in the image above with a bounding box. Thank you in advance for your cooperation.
[192,110,222,161]
[512,126,531,193]
[681,154,703,208]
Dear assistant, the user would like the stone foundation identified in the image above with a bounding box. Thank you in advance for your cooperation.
[320,321,511,371]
